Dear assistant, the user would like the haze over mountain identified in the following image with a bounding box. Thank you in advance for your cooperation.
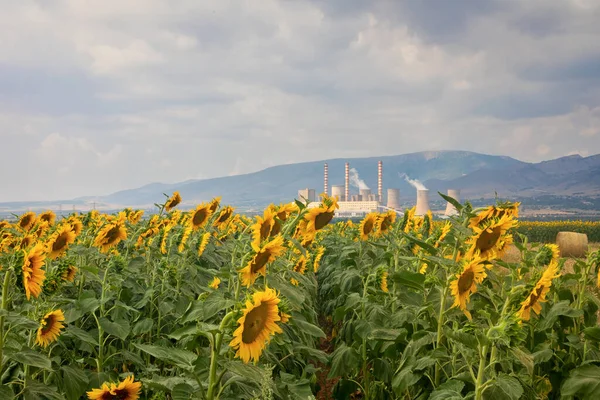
[4,150,597,214]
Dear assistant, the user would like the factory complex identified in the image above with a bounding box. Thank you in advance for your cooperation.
[298,161,460,219]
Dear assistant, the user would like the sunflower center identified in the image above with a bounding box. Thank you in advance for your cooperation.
[363,219,374,235]
[242,303,270,344]
[315,211,334,230]
[40,315,56,335]
[529,285,544,307]
[192,209,209,226]
[259,221,272,242]
[52,233,69,252]
[250,250,272,273]
[113,388,132,400]
[105,226,122,244]
[217,211,231,223]
[457,269,475,293]
[271,220,282,236]
[20,216,33,228]
[380,217,392,232]
[476,227,502,252]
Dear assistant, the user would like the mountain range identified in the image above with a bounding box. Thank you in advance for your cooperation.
[2,151,600,213]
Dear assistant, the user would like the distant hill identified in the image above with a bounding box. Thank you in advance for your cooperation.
[2,151,599,214]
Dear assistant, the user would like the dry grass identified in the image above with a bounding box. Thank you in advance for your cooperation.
[501,243,599,275]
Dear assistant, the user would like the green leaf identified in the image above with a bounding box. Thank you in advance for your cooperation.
[78,297,100,315]
[279,372,314,400]
[65,326,99,346]
[5,313,39,330]
[510,348,533,376]
[438,192,463,212]
[294,346,328,364]
[99,317,130,340]
[537,300,583,331]
[561,364,600,399]
[0,385,14,398]
[224,360,268,384]
[429,380,465,400]
[133,343,197,371]
[167,324,199,340]
[532,349,553,364]
[392,368,421,395]
[445,328,478,350]
[142,376,191,392]
[9,349,52,370]
[482,373,523,400]
[60,366,89,400]
[172,383,195,400]
[584,327,600,342]
[328,344,360,379]
[391,270,425,292]
[132,318,155,335]
[293,319,326,338]
[23,381,65,400]
[369,328,405,341]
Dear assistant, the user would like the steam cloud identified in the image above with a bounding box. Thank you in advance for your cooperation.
[400,173,428,191]
[349,168,369,190]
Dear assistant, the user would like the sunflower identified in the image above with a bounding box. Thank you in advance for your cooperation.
[465,215,517,261]
[209,196,222,213]
[0,220,10,231]
[23,243,46,300]
[190,203,213,230]
[87,375,142,400]
[62,265,78,282]
[251,208,276,251]
[93,219,127,254]
[359,212,378,241]
[293,256,307,275]
[469,202,520,228]
[517,261,561,321]
[18,212,37,231]
[35,309,65,348]
[16,235,35,250]
[535,244,560,266]
[128,210,144,224]
[165,191,182,212]
[304,195,338,235]
[274,202,297,222]
[209,277,221,289]
[313,246,325,273]
[87,383,112,400]
[280,312,291,323]
[435,222,452,248]
[375,210,397,237]
[39,210,56,226]
[229,287,283,363]
[177,224,193,253]
[290,278,299,286]
[198,232,211,256]
[380,271,389,293]
[450,258,487,320]
[214,206,235,228]
[68,216,83,236]
[47,225,77,259]
[240,236,285,287]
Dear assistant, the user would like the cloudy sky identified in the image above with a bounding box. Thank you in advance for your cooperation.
[2,0,600,202]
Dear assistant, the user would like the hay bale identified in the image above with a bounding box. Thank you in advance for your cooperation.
[556,231,588,258]
[500,244,521,263]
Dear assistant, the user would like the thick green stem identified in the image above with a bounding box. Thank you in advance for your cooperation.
[475,345,489,400]
[207,312,235,400]
[0,269,12,373]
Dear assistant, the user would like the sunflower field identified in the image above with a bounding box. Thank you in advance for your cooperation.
[0,193,600,400]
[515,221,600,243]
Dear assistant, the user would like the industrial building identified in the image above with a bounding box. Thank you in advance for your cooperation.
[299,160,461,219]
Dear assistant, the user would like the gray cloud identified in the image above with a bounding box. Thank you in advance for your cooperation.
[1,0,599,202]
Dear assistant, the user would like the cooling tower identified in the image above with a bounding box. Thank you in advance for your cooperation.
[415,189,430,216]
[444,189,461,216]
[378,161,383,202]
[359,189,371,201]
[331,185,344,201]
[323,163,328,199]
[345,163,349,201]
[387,188,401,210]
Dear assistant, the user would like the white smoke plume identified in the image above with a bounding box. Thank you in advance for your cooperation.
[349,168,369,190]
[400,173,428,191]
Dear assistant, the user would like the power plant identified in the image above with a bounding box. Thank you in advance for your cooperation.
[299,160,460,218]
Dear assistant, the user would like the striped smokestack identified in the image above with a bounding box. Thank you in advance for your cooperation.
[378,160,383,202]
[323,163,329,198]
[345,162,349,201]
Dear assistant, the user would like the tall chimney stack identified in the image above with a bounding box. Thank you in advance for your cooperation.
[377,160,383,202]
[415,189,430,216]
[444,189,461,216]
[345,162,349,201]
[323,163,329,198]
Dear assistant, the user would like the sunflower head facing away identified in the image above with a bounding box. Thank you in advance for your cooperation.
[229,287,283,364]
[22,243,47,300]
[535,244,560,267]
[35,309,65,348]
[450,257,487,320]
[47,225,77,259]
[465,215,517,261]
[164,191,182,212]
[240,236,285,287]
[359,212,378,241]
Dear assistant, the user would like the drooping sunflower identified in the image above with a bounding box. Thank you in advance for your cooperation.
[359,212,378,241]
[128,210,144,224]
[209,277,221,289]
[450,258,487,320]
[165,191,182,212]
[274,202,297,222]
[68,216,83,236]
[22,243,46,300]
[214,206,235,229]
[240,236,285,287]
[251,208,276,251]
[434,222,452,248]
[177,224,193,253]
[16,235,35,250]
[517,261,561,321]
[380,271,389,293]
[465,215,517,261]
[93,218,127,254]
[35,309,65,348]
[304,195,338,236]
[535,244,560,266]
[18,212,37,231]
[469,202,520,228]
[313,246,325,273]
[293,255,307,275]
[189,203,213,230]
[209,196,222,213]
[229,287,283,364]
[375,210,397,237]
[47,224,77,259]
[198,232,211,256]
[39,210,56,226]
[62,265,78,282]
